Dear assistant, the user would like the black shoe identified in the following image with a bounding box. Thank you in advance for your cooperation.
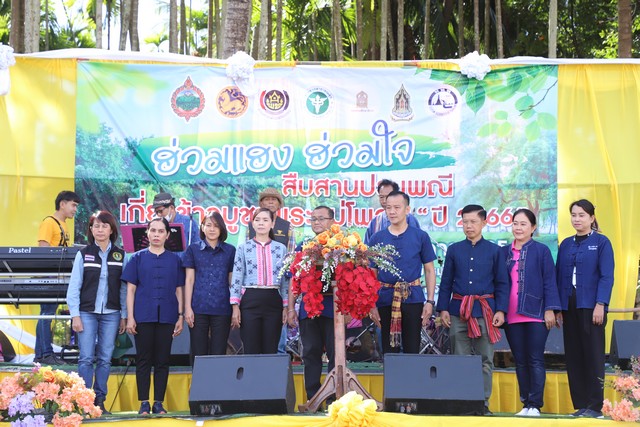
[138,401,151,415]
[581,409,603,419]
[484,406,493,415]
[94,397,111,416]
[35,354,64,366]
[152,401,167,414]
[571,408,586,417]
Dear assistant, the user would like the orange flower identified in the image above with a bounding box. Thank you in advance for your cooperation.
[42,369,56,383]
[357,243,368,252]
[333,233,344,242]
[351,232,362,243]
[317,231,330,245]
[321,248,331,256]
[330,224,341,234]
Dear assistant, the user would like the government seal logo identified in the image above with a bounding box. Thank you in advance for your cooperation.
[259,89,290,118]
[170,77,205,122]
[427,86,459,116]
[112,252,123,261]
[216,86,249,118]
[305,88,333,116]
[391,84,414,121]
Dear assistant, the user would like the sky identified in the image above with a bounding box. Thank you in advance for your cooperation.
[53,0,205,53]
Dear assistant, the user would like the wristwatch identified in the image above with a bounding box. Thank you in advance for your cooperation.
[426,300,436,306]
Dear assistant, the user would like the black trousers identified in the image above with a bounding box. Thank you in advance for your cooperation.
[563,288,607,412]
[134,322,174,402]
[190,313,231,365]
[299,315,335,400]
[378,303,423,354]
[240,288,283,354]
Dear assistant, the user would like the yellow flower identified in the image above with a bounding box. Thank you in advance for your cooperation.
[326,237,338,248]
[328,391,377,426]
[333,233,345,242]
[331,224,341,234]
[42,369,55,383]
[343,235,359,248]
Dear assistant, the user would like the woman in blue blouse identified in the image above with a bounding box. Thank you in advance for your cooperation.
[183,212,235,361]
[502,209,560,417]
[556,199,614,418]
[230,208,288,354]
[66,210,127,415]
[123,218,185,415]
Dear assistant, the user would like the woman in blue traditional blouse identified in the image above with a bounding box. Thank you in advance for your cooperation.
[183,212,235,361]
[123,218,185,416]
[230,208,288,354]
[502,209,560,417]
[556,199,614,419]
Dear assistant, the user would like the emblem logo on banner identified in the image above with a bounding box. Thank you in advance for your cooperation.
[391,84,414,121]
[427,86,460,116]
[216,86,249,118]
[170,77,205,122]
[352,90,373,112]
[259,89,290,119]
[305,88,333,116]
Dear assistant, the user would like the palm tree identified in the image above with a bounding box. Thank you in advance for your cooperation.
[548,0,557,58]
[332,0,343,60]
[495,0,503,57]
[222,0,250,58]
[145,32,168,51]
[457,0,463,56]
[118,0,130,50]
[473,0,479,51]
[257,0,270,59]
[275,0,283,60]
[95,0,103,48]
[618,0,632,57]
[483,0,489,53]
[423,0,431,59]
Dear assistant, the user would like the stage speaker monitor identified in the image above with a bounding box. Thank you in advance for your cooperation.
[383,354,484,415]
[189,354,295,416]
[610,320,640,370]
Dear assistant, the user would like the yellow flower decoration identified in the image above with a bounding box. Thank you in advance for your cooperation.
[328,391,378,427]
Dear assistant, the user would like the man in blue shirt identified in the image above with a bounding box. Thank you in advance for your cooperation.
[368,191,436,354]
[152,192,201,254]
[287,206,336,402]
[436,204,509,415]
[364,179,421,244]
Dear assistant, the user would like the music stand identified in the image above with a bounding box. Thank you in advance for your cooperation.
[121,223,186,253]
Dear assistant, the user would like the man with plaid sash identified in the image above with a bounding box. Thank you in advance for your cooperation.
[436,204,509,415]
[368,191,436,354]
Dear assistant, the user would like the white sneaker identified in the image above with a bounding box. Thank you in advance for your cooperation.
[515,407,530,416]
[526,408,541,417]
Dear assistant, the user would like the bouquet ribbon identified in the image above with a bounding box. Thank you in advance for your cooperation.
[453,293,502,344]
[381,278,421,348]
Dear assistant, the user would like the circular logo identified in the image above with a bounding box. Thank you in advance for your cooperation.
[427,86,459,116]
[305,88,333,116]
[216,86,249,118]
[112,252,123,261]
[170,76,205,122]
[259,89,290,118]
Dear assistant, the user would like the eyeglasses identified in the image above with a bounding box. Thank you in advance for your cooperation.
[154,206,169,215]
[91,223,111,230]
[378,194,390,200]
[310,217,330,223]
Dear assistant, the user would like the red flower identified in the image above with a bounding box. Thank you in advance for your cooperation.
[334,262,380,319]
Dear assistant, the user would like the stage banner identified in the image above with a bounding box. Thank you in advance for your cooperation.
[75,62,558,275]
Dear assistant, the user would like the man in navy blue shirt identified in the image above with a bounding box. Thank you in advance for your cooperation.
[368,191,436,354]
[436,204,509,415]
[152,192,201,254]
[287,206,336,403]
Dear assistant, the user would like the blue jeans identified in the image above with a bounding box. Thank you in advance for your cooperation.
[505,321,549,409]
[77,311,121,400]
[35,303,58,358]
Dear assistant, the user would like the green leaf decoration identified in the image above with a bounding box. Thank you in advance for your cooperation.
[497,122,513,137]
[537,112,557,129]
[507,71,524,92]
[530,72,549,92]
[521,109,535,120]
[466,83,486,114]
[478,123,499,137]
[430,69,450,81]
[515,95,534,111]
[495,110,509,120]
[525,121,541,140]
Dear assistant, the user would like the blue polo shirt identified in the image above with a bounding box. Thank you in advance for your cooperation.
[182,240,235,316]
[369,226,436,307]
[121,249,185,324]
[436,237,509,317]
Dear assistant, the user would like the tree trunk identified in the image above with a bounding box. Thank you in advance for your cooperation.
[267,0,272,59]
[216,0,222,57]
[496,0,503,58]
[276,0,283,60]
[222,0,251,58]
[207,0,214,57]
[10,0,25,53]
[548,0,557,58]
[424,0,431,59]
[180,0,187,54]
[355,0,363,60]
[457,0,464,56]
[95,0,103,49]
[119,0,130,50]
[397,0,404,59]
[24,0,39,52]
[129,0,139,51]
[257,0,269,59]
[169,0,178,53]
[473,0,479,52]
[381,0,388,60]
[332,0,344,60]
[618,0,632,58]
[483,0,489,53]
[387,2,396,59]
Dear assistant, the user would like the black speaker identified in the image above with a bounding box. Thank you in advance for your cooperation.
[610,320,640,370]
[189,354,295,415]
[383,354,484,415]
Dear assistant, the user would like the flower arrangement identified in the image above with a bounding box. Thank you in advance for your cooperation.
[603,356,640,421]
[0,364,101,427]
[282,224,400,319]
[327,391,378,426]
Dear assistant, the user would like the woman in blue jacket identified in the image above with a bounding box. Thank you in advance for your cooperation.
[556,199,614,418]
[502,209,560,417]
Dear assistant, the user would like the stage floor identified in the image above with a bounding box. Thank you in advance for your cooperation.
[0,361,623,417]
